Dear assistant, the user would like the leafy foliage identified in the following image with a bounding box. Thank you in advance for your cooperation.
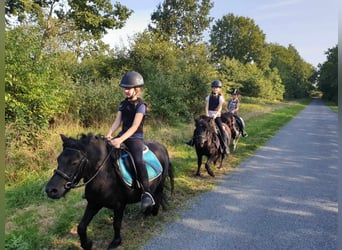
[77,80,122,127]
[268,43,316,99]
[210,13,271,70]
[6,0,132,38]
[5,26,73,145]
[129,32,215,120]
[317,45,338,103]
[217,58,284,100]
[149,0,214,47]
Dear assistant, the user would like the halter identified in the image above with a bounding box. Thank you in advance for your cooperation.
[54,147,112,190]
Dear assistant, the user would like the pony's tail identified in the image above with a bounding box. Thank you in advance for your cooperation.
[168,162,175,197]
[160,161,175,211]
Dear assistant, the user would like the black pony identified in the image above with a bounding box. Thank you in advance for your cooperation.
[45,133,174,250]
[193,115,231,177]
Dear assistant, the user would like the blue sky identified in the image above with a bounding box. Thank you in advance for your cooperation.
[103,0,338,67]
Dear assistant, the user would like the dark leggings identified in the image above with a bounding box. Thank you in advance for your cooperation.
[124,138,150,193]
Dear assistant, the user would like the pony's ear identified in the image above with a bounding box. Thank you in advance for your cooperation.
[60,134,68,142]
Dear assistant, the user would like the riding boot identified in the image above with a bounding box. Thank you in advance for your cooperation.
[140,180,155,213]
[236,116,248,137]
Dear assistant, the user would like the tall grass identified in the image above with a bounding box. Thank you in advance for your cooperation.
[5,99,312,249]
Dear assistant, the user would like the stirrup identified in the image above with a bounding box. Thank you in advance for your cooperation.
[141,192,155,212]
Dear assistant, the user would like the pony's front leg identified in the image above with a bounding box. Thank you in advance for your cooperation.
[108,204,126,250]
[205,156,215,177]
[77,203,102,250]
[196,153,203,176]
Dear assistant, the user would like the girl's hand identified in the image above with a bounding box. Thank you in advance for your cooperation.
[110,138,122,148]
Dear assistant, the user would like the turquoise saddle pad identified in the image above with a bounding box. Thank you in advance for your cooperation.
[118,145,163,187]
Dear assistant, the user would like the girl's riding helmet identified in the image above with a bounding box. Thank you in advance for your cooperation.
[231,89,239,95]
[119,71,144,88]
[211,80,222,88]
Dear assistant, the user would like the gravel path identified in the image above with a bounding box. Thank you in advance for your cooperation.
[141,99,338,250]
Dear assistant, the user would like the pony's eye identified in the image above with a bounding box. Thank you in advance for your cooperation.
[71,161,79,166]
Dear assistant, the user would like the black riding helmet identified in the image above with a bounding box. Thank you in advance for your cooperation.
[211,80,222,88]
[119,71,144,88]
[231,89,239,95]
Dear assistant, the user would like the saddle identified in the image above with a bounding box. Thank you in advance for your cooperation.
[115,145,163,188]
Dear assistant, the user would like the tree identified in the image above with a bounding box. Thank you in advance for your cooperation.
[128,31,216,121]
[5,26,73,144]
[5,0,134,143]
[210,13,271,70]
[268,43,316,98]
[149,0,214,47]
[317,45,338,103]
[217,57,284,100]
[5,0,133,57]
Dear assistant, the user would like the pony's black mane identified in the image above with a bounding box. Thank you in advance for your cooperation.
[62,133,104,151]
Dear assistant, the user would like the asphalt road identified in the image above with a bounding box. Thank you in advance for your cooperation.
[141,99,338,250]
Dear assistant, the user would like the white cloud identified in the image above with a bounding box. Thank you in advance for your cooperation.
[258,0,302,10]
[103,10,151,48]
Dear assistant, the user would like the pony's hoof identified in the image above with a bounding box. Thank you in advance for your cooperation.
[108,238,121,250]
[151,205,160,216]
[207,169,215,177]
[81,240,92,250]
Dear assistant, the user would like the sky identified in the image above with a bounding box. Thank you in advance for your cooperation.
[103,0,338,67]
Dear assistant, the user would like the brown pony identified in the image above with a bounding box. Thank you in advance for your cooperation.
[221,112,241,151]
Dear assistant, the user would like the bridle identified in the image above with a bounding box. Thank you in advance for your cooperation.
[53,147,112,190]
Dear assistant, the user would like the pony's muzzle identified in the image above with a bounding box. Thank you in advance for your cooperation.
[45,186,62,199]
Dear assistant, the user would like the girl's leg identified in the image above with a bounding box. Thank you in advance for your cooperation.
[125,139,155,211]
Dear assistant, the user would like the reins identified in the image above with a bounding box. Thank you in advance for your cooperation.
[54,146,113,189]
